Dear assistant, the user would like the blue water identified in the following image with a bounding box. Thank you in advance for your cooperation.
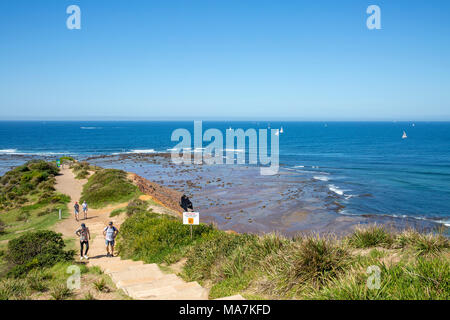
[1,121,449,227]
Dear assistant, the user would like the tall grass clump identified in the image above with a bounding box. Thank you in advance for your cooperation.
[295,237,350,286]
[394,229,449,256]
[80,169,140,208]
[347,225,394,248]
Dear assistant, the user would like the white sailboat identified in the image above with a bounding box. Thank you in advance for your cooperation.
[402,131,407,139]
[280,126,284,134]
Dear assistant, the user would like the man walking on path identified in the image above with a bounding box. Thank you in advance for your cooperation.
[75,223,91,260]
[74,201,80,221]
[82,201,88,220]
[103,221,119,257]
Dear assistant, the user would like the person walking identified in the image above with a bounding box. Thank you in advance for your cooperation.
[82,201,88,220]
[75,223,91,260]
[74,201,80,221]
[103,221,119,257]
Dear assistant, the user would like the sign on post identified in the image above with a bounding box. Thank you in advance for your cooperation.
[183,212,199,225]
[183,212,199,239]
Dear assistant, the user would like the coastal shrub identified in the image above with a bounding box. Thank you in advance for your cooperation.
[0,160,59,210]
[117,211,215,264]
[6,230,74,277]
[126,198,148,216]
[347,225,394,248]
[0,278,29,300]
[80,169,140,208]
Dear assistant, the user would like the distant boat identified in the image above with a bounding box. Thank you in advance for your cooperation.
[275,129,280,136]
[412,123,415,127]
[227,126,232,131]
[402,131,408,139]
[280,126,284,134]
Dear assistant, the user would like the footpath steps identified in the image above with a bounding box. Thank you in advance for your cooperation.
[89,257,210,300]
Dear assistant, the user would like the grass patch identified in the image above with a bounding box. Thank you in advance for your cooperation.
[80,169,140,209]
[110,208,126,217]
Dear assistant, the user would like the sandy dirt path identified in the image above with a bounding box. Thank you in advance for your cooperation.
[54,167,127,260]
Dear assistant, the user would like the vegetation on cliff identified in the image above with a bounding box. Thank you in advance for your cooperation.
[117,209,449,300]
[80,169,140,208]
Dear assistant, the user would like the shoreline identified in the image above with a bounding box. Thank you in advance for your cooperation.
[0,153,448,236]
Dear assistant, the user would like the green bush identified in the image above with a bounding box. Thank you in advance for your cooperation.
[6,230,74,277]
[80,169,140,208]
[0,160,59,210]
[117,211,215,264]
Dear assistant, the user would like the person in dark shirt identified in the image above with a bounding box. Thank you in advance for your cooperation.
[180,194,193,212]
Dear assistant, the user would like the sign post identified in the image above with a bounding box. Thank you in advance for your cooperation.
[183,212,199,240]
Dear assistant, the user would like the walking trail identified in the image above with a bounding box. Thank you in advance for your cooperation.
[54,166,243,300]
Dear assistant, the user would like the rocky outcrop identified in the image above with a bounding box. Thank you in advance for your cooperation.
[128,173,183,215]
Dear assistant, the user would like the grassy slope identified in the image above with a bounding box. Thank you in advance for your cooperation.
[0,160,128,300]
[80,169,140,209]
[117,209,450,300]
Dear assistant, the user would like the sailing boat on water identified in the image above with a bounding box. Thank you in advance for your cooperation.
[402,131,408,139]
[280,126,284,134]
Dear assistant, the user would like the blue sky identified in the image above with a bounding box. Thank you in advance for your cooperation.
[0,0,449,120]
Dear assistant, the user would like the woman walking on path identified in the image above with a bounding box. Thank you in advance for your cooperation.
[75,223,91,260]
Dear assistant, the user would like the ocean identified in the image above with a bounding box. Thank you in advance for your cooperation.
[0,121,449,231]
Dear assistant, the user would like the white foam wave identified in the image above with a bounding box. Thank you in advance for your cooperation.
[328,184,344,196]
[314,175,329,182]
[0,149,17,154]
[80,127,102,130]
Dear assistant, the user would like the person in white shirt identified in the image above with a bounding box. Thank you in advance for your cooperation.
[82,201,88,220]
[103,221,119,257]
